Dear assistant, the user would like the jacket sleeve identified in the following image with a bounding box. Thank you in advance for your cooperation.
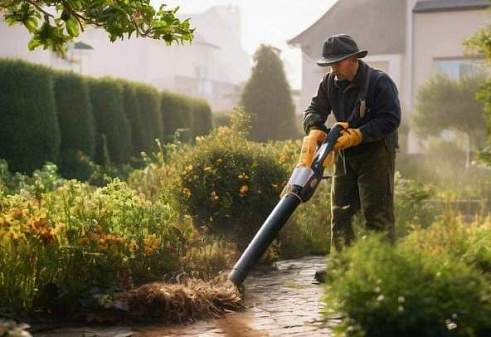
[359,73,401,142]
[303,75,331,134]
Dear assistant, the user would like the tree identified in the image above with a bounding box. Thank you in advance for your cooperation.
[465,24,491,165]
[413,73,487,167]
[0,1,194,55]
[240,45,298,142]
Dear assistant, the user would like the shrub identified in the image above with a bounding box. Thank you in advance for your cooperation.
[190,98,213,138]
[324,223,491,337]
[53,71,96,179]
[176,127,288,248]
[213,112,232,128]
[122,82,146,155]
[394,172,436,237]
[89,78,132,164]
[135,83,162,151]
[0,59,60,174]
[161,91,192,141]
[0,179,184,315]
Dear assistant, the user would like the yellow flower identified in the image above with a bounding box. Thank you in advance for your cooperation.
[210,191,219,201]
[204,166,212,172]
[182,188,192,198]
[143,234,161,256]
[128,239,138,253]
[240,185,249,196]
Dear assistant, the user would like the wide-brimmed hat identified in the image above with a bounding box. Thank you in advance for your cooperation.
[317,34,367,66]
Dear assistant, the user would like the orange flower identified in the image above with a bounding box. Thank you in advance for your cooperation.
[79,237,90,246]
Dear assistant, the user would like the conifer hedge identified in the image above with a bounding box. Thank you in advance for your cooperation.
[53,71,95,177]
[0,59,60,174]
[122,82,146,155]
[134,84,162,151]
[190,98,213,138]
[161,91,193,140]
[89,78,132,164]
[0,59,215,173]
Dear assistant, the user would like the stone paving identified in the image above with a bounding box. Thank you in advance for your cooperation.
[37,256,335,337]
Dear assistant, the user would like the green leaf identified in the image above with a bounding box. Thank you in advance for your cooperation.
[65,17,80,37]
[28,38,42,50]
[23,17,38,32]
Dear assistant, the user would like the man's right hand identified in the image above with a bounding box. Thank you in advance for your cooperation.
[308,129,327,145]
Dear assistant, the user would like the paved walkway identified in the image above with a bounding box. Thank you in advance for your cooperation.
[37,256,335,337]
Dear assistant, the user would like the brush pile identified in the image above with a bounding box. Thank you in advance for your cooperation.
[112,276,243,323]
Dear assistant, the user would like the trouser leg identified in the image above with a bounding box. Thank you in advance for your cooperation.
[330,158,360,252]
[356,143,396,244]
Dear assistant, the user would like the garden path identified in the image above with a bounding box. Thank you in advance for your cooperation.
[37,256,335,337]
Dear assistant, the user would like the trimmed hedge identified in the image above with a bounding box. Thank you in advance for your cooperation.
[122,82,146,155]
[53,71,95,178]
[134,84,162,151]
[0,59,60,174]
[190,98,213,138]
[161,91,192,140]
[89,78,132,164]
[0,59,215,174]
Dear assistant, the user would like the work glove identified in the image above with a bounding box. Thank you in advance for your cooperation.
[308,129,327,145]
[334,128,363,150]
[297,129,327,168]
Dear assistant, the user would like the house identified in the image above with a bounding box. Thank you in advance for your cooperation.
[288,0,490,152]
[0,5,250,112]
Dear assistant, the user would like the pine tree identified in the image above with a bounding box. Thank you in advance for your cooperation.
[241,45,298,141]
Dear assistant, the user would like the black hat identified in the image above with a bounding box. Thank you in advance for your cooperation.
[317,34,367,67]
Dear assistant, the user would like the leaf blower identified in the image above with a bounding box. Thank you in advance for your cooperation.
[228,124,345,286]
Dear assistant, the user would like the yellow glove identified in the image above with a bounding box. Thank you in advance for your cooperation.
[334,128,363,150]
[308,129,327,145]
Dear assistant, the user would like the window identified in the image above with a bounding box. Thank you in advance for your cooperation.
[433,58,483,80]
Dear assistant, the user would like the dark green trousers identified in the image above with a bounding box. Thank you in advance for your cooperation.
[331,140,396,251]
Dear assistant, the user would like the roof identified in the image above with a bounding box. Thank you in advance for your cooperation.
[73,41,93,50]
[288,0,406,57]
[413,0,490,13]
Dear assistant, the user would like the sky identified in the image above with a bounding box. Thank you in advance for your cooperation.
[154,0,338,89]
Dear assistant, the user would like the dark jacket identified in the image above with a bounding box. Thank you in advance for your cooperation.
[303,61,401,153]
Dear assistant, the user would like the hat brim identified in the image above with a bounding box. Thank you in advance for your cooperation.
[316,50,368,67]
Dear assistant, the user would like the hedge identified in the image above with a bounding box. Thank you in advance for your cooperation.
[122,82,146,155]
[89,78,132,164]
[190,98,213,138]
[134,84,162,151]
[0,59,60,174]
[161,91,192,140]
[0,59,215,173]
[53,71,95,178]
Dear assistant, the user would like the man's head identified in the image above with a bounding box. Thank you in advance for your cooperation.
[330,56,359,81]
[317,34,367,80]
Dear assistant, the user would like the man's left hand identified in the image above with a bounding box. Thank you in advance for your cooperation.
[335,128,363,150]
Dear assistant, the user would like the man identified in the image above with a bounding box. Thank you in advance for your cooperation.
[304,34,401,255]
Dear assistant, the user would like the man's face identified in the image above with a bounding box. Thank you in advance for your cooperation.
[330,58,354,80]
